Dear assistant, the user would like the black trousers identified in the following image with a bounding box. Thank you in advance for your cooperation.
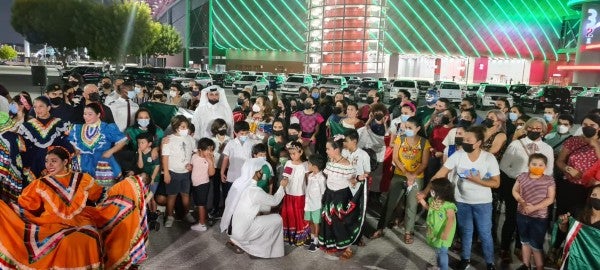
[499,172,521,251]
[210,168,224,211]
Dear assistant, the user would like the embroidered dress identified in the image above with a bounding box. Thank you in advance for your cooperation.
[17,117,70,178]
[280,161,310,245]
[0,172,148,269]
[0,131,31,204]
[319,161,365,250]
[69,122,127,187]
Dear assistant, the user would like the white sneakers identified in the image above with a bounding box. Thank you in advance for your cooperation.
[190,223,207,232]
[165,216,175,228]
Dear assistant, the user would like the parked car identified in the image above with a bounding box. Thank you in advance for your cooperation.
[171,71,198,88]
[567,85,586,97]
[390,80,419,102]
[463,84,480,99]
[231,75,269,95]
[280,75,315,97]
[211,72,228,87]
[476,84,514,109]
[520,85,572,114]
[266,75,286,90]
[61,66,106,84]
[194,72,213,88]
[317,76,348,95]
[148,67,179,86]
[508,84,529,105]
[347,79,362,92]
[438,82,462,103]
[354,80,384,102]
[572,87,600,106]
[120,67,154,86]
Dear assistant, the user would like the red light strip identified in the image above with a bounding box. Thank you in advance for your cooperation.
[583,43,600,50]
[557,65,600,71]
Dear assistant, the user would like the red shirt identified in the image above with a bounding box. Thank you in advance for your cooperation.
[430,126,452,152]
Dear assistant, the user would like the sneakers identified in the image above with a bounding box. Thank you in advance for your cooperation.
[307,243,317,252]
[456,259,471,270]
[165,216,175,228]
[486,264,496,270]
[190,223,208,232]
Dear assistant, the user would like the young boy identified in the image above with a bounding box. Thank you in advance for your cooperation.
[136,132,161,230]
[221,121,256,201]
[304,154,327,252]
[512,153,556,270]
[162,115,196,228]
[190,138,216,232]
[252,143,273,194]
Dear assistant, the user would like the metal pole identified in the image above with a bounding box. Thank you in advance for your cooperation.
[185,0,191,68]
[208,0,213,70]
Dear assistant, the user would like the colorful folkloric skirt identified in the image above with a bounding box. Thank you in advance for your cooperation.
[319,183,367,249]
[281,194,310,245]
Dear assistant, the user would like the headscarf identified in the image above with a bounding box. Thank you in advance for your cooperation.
[220,157,270,233]
[192,85,234,139]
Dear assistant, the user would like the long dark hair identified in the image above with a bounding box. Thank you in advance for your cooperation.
[132,108,157,135]
[431,178,456,203]
[580,184,600,225]
[406,116,426,138]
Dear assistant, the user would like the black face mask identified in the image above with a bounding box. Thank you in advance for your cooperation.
[217,129,227,136]
[288,134,299,141]
[320,93,326,99]
[441,116,450,125]
[366,97,374,104]
[590,197,600,210]
[458,119,472,128]
[299,93,308,101]
[454,137,464,146]
[153,94,163,100]
[237,98,245,106]
[482,118,494,128]
[69,81,79,87]
[333,107,343,115]
[273,130,285,136]
[462,142,475,153]
[304,102,313,109]
[88,92,101,102]
[208,99,219,105]
[50,97,63,106]
[527,131,542,141]
[582,126,598,138]
[102,83,111,89]
[374,114,384,121]
[192,91,200,97]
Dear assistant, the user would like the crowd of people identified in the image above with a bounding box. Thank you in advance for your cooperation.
[0,74,599,269]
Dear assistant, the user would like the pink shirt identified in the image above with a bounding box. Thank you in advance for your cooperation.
[191,155,210,186]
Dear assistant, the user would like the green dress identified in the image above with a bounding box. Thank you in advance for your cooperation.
[426,198,457,248]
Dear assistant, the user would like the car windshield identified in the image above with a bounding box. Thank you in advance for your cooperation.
[322,78,341,85]
[509,85,528,94]
[196,73,210,78]
[240,75,257,81]
[122,67,147,75]
[287,77,305,83]
[266,75,277,80]
[441,83,460,89]
[213,74,225,79]
[416,81,431,87]
[546,87,570,98]
[485,85,508,93]
[467,86,479,91]
[348,80,361,84]
[393,81,415,87]
[183,72,197,78]
[360,81,379,88]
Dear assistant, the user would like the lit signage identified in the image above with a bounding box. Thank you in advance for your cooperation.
[584,8,600,44]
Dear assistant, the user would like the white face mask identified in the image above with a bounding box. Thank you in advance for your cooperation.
[169,90,177,98]
[178,128,189,136]
[430,191,436,198]
[267,95,274,101]
[137,119,150,128]
[558,124,569,134]
[252,103,261,113]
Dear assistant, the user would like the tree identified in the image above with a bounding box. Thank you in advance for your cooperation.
[145,22,183,56]
[0,45,18,60]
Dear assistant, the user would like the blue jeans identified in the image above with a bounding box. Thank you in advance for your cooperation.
[456,202,495,264]
[436,247,449,270]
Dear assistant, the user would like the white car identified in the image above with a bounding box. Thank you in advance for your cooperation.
[280,75,315,97]
[317,76,348,95]
[476,84,514,109]
[438,82,462,103]
[194,72,213,88]
[232,75,269,95]
[390,80,419,102]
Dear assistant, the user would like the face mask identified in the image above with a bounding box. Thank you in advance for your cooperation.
[454,137,464,146]
[440,116,450,125]
[366,97,374,104]
[169,90,177,98]
[134,87,141,94]
[543,113,554,122]
[333,107,343,115]
[590,197,600,210]
[401,114,410,122]
[527,131,541,141]
[239,135,248,143]
[458,119,472,128]
[430,191,436,198]
[178,129,189,136]
[153,94,163,100]
[558,124,569,134]
[8,103,18,114]
[69,81,79,87]
[137,119,150,128]
[127,91,136,99]
[582,126,597,138]
[50,97,63,106]
[273,130,285,136]
[237,98,245,106]
[304,102,313,109]
[529,166,544,176]
[102,83,111,89]
[462,142,475,153]
[374,114,384,121]
[482,118,494,128]
[404,129,415,137]
[344,94,350,99]
[192,91,200,97]
[279,157,289,166]
[509,112,518,122]
[217,129,227,136]
[311,93,320,99]
[88,92,101,102]
[208,99,219,105]
[516,125,524,130]
[288,134,299,141]
[299,93,308,101]
[252,103,261,113]
[268,95,274,101]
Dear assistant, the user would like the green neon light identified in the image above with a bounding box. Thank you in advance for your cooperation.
[212,6,249,49]
[415,0,465,56]
[214,0,263,49]
[506,0,551,60]
[385,16,420,53]
[280,0,307,30]
[448,0,495,57]
[237,0,289,51]
[224,0,274,50]
[212,25,233,49]
[475,0,523,59]
[462,0,508,58]
[212,28,227,50]
[292,0,307,12]
[532,0,560,38]
[544,0,563,21]
[518,0,559,60]
[560,0,572,13]
[492,0,535,60]
[252,0,303,51]
[388,0,435,54]
[401,0,450,55]
[432,0,480,57]
[265,0,305,41]
[384,31,404,54]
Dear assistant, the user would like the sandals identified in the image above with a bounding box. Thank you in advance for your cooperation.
[226,241,244,254]
[404,233,414,244]
[339,248,354,260]
[369,230,385,239]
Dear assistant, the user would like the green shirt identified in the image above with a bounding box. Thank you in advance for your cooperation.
[257,164,272,193]
[267,137,285,159]
[138,151,160,184]
[426,199,457,248]
[125,127,165,150]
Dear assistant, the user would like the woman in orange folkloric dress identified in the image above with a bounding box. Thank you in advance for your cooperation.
[0,147,148,269]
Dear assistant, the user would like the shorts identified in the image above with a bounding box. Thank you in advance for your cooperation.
[164,171,191,195]
[304,209,321,224]
[516,213,548,251]
[149,182,158,194]
[155,178,166,196]
[192,183,210,206]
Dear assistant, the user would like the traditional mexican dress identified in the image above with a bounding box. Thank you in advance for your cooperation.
[319,161,364,250]
[326,114,347,138]
[280,161,310,245]
[0,131,31,204]
[69,122,127,187]
[555,217,600,269]
[0,173,148,269]
[17,117,70,178]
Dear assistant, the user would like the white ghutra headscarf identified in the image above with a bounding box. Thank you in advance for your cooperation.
[191,85,234,139]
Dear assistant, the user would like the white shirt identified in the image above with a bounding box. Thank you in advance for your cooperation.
[162,134,196,173]
[192,103,234,139]
[211,135,231,168]
[442,127,459,146]
[444,150,500,204]
[223,138,257,182]
[389,116,404,136]
[499,137,554,179]
[282,161,308,196]
[342,148,371,175]
[305,172,326,211]
[107,97,139,132]
[103,91,120,106]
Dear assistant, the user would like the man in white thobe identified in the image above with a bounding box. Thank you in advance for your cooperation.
[191,85,234,140]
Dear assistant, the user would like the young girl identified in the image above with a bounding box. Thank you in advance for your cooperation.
[512,153,555,270]
[190,138,216,232]
[209,119,230,218]
[417,178,457,270]
[280,141,310,246]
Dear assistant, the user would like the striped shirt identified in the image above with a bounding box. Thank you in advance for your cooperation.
[324,162,356,191]
[516,173,555,218]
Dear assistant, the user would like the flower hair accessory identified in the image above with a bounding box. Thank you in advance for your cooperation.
[286,141,303,151]
[47,146,72,162]
[333,134,345,142]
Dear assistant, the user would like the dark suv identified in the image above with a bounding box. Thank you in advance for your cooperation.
[508,84,529,105]
[520,85,573,114]
[61,66,106,84]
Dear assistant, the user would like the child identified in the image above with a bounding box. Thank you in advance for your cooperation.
[190,138,216,232]
[162,115,196,228]
[280,141,310,246]
[417,178,457,270]
[221,121,256,201]
[136,132,161,229]
[304,154,327,252]
[512,153,555,270]
[252,143,273,194]
[209,118,230,218]
[268,118,287,165]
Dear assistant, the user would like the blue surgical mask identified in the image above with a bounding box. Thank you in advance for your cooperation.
[134,87,142,94]
[127,91,136,99]
[509,112,518,122]
[8,103,18,114]
[137,119,150,128]
[404,129,415,137]
[239,135,248,143]
[311,93,320,99]
[400,114,410,122]
[543,113,553,122]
